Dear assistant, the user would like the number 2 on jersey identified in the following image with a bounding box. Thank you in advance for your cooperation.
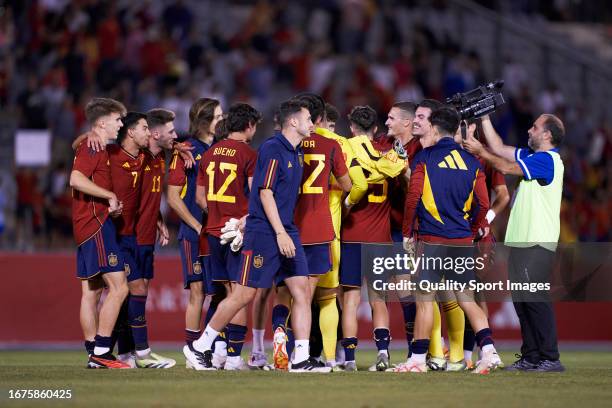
[302,154,325,194]
[206,161,237,203]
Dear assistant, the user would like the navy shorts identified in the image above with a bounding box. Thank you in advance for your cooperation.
[76,219,125,279]
[391,229,403,243]
[339,243,362,287]
[136,244,155,280]
[117,235,140,282]
[237,232,309,289]
[179,238,205,289]
[207,235,242,283]
[416,242,476,285]
[304,243,332,276]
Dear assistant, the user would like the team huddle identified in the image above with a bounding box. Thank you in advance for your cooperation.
[71,92,519,373]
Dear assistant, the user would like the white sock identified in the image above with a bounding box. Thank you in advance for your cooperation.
[136,348,151,359]
[252,329,265,354]
[412,353,426,364]
[292,340,309,364]
[336,342,345,363]
[378,349,389,357]
[226,355,241,363]
[482,344,496,354]
[326,360,337,367]
[94,346,110,356]
[464,350,473,362]
[214,341,227,356]
[192,325,219,352]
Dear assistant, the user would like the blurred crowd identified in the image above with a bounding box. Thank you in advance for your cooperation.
[0,0,609,250]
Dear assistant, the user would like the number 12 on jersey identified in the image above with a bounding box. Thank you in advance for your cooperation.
[206,161,237,203]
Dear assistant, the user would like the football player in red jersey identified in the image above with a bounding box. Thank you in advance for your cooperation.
[194,103,260,370]
[383,101,421,363]
[340,106,397,372]
[70,97,131,369]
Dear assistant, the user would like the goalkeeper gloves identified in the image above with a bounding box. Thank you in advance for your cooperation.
[220,218,240,244]
[230,230,243,252]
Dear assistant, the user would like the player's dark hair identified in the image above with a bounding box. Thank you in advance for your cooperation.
[227,103,262,133]
[417,99,443,115]
[189,97,220,137]
[146,108,175,129]
[348,105,377,133]
[214,118,229,140]
[294,92,325,124]
[392,101,417,118]
[117,111,147,144]
[430,107,460,136]
[325,103,339,123]
[85,97,126,125]
[541,114,564,146]
[278,99,309,128]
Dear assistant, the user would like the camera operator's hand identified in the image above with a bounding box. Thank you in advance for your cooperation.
[462,131,484,156]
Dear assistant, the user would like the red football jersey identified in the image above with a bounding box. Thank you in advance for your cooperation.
[196,138,256,237]
[341,137,392,243]
[294,133,348,245]
[295,133,348,244]
[71,142,112,245]
[136,150,166,245]
[108,144,144,236]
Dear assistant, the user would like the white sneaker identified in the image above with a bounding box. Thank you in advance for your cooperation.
[136,352,176,369]
[117,352,136,368]
[248,352,272,370]
[224,356,249,371]
[473,350,503,374]
[387,360,428,373]
[183,345,215,371]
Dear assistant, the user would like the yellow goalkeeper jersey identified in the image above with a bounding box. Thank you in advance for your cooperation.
[315,127,367,237]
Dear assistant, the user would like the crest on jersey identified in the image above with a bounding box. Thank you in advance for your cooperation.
[124,263,131,276]
[195,154,202,161]
[145,165,151,171]
[193,261,202,274]
[253,255,264,269]
[108,253,118,267]
[288,161,292,168]
[122,162,131,169]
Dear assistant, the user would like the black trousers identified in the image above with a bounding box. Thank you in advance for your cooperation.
[508,246,560,363]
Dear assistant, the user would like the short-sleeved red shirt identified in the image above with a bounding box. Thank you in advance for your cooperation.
[136,150,166,245]
[71,142,112,245]
[196,139,256,237]
[108,144,144,236]
[294,133,348,244]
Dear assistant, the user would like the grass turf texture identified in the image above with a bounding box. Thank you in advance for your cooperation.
[1,351,611,407]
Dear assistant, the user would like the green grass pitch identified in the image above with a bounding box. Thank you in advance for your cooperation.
[1,350,611,407]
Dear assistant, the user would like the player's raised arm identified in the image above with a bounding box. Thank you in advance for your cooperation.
[479,115,517,161]
[463,132,523,176]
